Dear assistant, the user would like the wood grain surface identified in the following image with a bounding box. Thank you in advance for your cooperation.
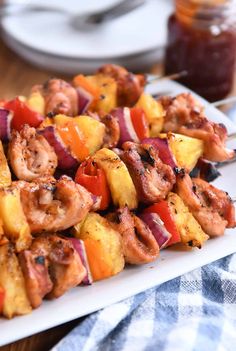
[0,28,235,351]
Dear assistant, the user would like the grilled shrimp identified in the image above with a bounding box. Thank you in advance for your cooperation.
[32,78,78,116]
[161,93,235,162]
[176,174,236,237]
[19,234,86,306]
[97,64,146,107]
[122,142,175,204]
[16,176,93,233]
[8,125,58,181]
[108,207,159,264]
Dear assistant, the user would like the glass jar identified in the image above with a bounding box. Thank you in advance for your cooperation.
[164,0,236,101]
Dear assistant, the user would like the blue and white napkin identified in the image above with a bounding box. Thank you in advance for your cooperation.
[52,253,236,351]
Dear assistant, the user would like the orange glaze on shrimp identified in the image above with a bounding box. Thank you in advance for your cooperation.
[8,125,57,181]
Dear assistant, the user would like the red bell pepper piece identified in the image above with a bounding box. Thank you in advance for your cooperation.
[0,286,5,315]
[143,201,181,246]
[130,107,149,140]
[75,159,111,210]
[5,97,44,131]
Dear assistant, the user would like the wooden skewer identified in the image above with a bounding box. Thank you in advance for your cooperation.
[212,96,236,107]
[146,70,188,84]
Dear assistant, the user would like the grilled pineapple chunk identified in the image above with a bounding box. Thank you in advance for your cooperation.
[78,213,125,281]
[27,91,45,115]
[0,244,31,318]
[87,74,117,113]
[167,192,208,248]
[74,116,105,154]
[135,93,165,136]
[160,133,204,171]
[0,141,11,187]
[93,148,138,209]
[0,187,32,252]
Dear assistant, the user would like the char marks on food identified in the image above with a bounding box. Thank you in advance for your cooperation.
[122,142,176,204]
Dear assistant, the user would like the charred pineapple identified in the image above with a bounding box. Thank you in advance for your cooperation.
[0,243,31,318]
[77,213,125,281]
[167,192,209,248]
[93,148,138,209]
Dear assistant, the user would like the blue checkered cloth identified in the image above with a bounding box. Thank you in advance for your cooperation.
[52,253,236,351]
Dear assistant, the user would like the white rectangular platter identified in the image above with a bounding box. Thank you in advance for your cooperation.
[0,79,236,346]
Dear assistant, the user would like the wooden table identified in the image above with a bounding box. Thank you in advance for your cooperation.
[0,31,236,351]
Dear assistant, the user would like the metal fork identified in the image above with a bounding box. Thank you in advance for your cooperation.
[0,0,146,28]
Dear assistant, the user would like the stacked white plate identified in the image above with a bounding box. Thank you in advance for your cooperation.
[1,0,173,73]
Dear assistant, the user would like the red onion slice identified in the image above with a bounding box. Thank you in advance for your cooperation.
[111,107,139,146]
[139,212,171,249]
[69,238,93,285]
[77,87,93,115]
[38,126,78,170]
[142,137,176,169]
[0,107,13,142]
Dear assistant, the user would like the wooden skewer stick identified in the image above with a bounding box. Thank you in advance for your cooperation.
[212,96,236,107]
[146,70,188,84]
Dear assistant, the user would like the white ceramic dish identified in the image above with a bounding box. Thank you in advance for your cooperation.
[1,31,164,74]
[0,79,236,347]
[2,0,173,59]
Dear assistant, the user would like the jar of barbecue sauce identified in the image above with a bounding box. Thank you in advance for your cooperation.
[164,0,236,101]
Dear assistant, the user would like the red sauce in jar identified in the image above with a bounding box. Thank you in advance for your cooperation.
[164,1,236,101]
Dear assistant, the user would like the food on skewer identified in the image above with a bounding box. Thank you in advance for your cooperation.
[8,125,58,181]
[176,173,236,237]
[107,206,159,264]
[97,64,146,107]
[0,64,235,320]
[121,142,175,204]
[0,243,32,319]
[16,176,94,234]
[31,78,78,116]
[159,93,235,162]
[19,234,86,305]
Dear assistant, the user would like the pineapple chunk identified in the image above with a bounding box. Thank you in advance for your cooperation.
[87,74,117,113]
[93,148,138,209]
[167,192,209,248]
[0,244,31,318]
[74,116,105,154]
[135,93,165,136]
[0,187,32,252]
[78,213,124,281]
[27,91,45,115]
[0,141,11,187]
[160,132,204,171]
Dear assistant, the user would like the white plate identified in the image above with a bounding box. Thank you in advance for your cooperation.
[0,79,236,347]
[2,0,173,59]
[2,30,164,74]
